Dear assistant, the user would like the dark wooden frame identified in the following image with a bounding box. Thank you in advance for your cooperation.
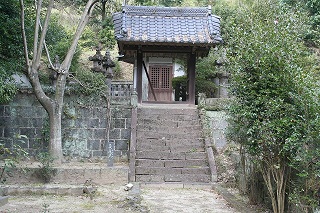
[130,45,202,105]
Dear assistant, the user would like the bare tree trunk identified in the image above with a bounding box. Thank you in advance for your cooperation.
[261,160,289,213]
[49,107,62,160]
[261,165,278,213]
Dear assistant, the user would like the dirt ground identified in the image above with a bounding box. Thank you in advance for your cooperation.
[0,184,241,213]
[0,184,136,213]
[140,186,239,213]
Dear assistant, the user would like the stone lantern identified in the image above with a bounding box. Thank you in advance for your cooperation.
[102,51,115,87]
[89,48,115,84]
[89,47,104,73]
[89,48,116,167]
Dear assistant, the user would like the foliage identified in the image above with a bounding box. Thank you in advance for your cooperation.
[0,66,17,104]
[225,0,320,212]
[79,27,97,48]
[0,135,29,183]
[172,75,187,101]
[0,0,32,102]
[36,152,56,183]
[98,17,116,49]
[282,0,320,47]
[72,67,108,96]
[172,74,217,100]
[46,15,82,73]
[196,48,229,98]
[113,60,123,80]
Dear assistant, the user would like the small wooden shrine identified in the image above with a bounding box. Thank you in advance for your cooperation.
[113,5,222,104]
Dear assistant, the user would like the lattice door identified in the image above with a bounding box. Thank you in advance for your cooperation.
[149,65,172,101]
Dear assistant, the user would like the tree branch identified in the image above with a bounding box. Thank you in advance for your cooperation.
[32,0,42,66]
[34,0,55,70]
[19,0,30,66]
[61,0,97,72]
[35,0,54,67]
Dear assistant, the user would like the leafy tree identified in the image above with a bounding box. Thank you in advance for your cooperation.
[19,0,101,163]
[0,0,30,103]
[0,67,17,104]
[226,0,320,212]
[282,0,320,47]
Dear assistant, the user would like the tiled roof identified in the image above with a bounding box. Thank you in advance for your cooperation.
[113,5,222,46]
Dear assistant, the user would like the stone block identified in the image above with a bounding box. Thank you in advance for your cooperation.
[99,119,107,128]
[94,128,106,140]
[136,151,185,160]
[89,118,99,128]
[169,145,205,153]
[3,106,10,117]
[136,144,170,152]
[1,116,12,127]
[165,174,211,183]
[185,152,207,160]
[120,129,131,139]
[136,167,181,175]
[125,118,131,129]
[92,108,106,119]
[0,118,5,129]
[0,106,4,117]
[87,139,101,150]
[28,118,44,128]
[75,118,88,128]
[114,118,125,129]
[109,129,120,139]
[136,138,167,146]
[181,167,210,175]
[33,107,47,118]
[92,150,102,157]
[136,159,164,167]
[19,127,35,138]
[136,174,164,182]
[4,127,18,138]
[111,108,124,118]
[164,159,208,168]
[115,140,128,151]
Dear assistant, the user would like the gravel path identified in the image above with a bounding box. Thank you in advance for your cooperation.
[140,185,240,213]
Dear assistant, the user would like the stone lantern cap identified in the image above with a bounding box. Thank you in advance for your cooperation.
[89,48,103,62]
[89,47,104,72]
[103,51,115,68]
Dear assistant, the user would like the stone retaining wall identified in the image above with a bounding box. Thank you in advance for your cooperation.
[0,89,132,162]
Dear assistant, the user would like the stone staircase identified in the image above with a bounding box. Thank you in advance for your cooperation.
[133,104,211,183]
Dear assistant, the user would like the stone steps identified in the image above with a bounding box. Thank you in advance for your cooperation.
[137,124,202,131]
[136,151,207,160]
[138,119,200,127]
[136,159,208,168]
[135,167,210,175]
[136,131,202,139]
[134,105,211,183]
[136,174,211,183]
[137,108,198,115]
[136,144,205,152]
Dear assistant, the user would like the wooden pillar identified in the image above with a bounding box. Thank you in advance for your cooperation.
[137,51,143,103]
[187,53,196,104]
